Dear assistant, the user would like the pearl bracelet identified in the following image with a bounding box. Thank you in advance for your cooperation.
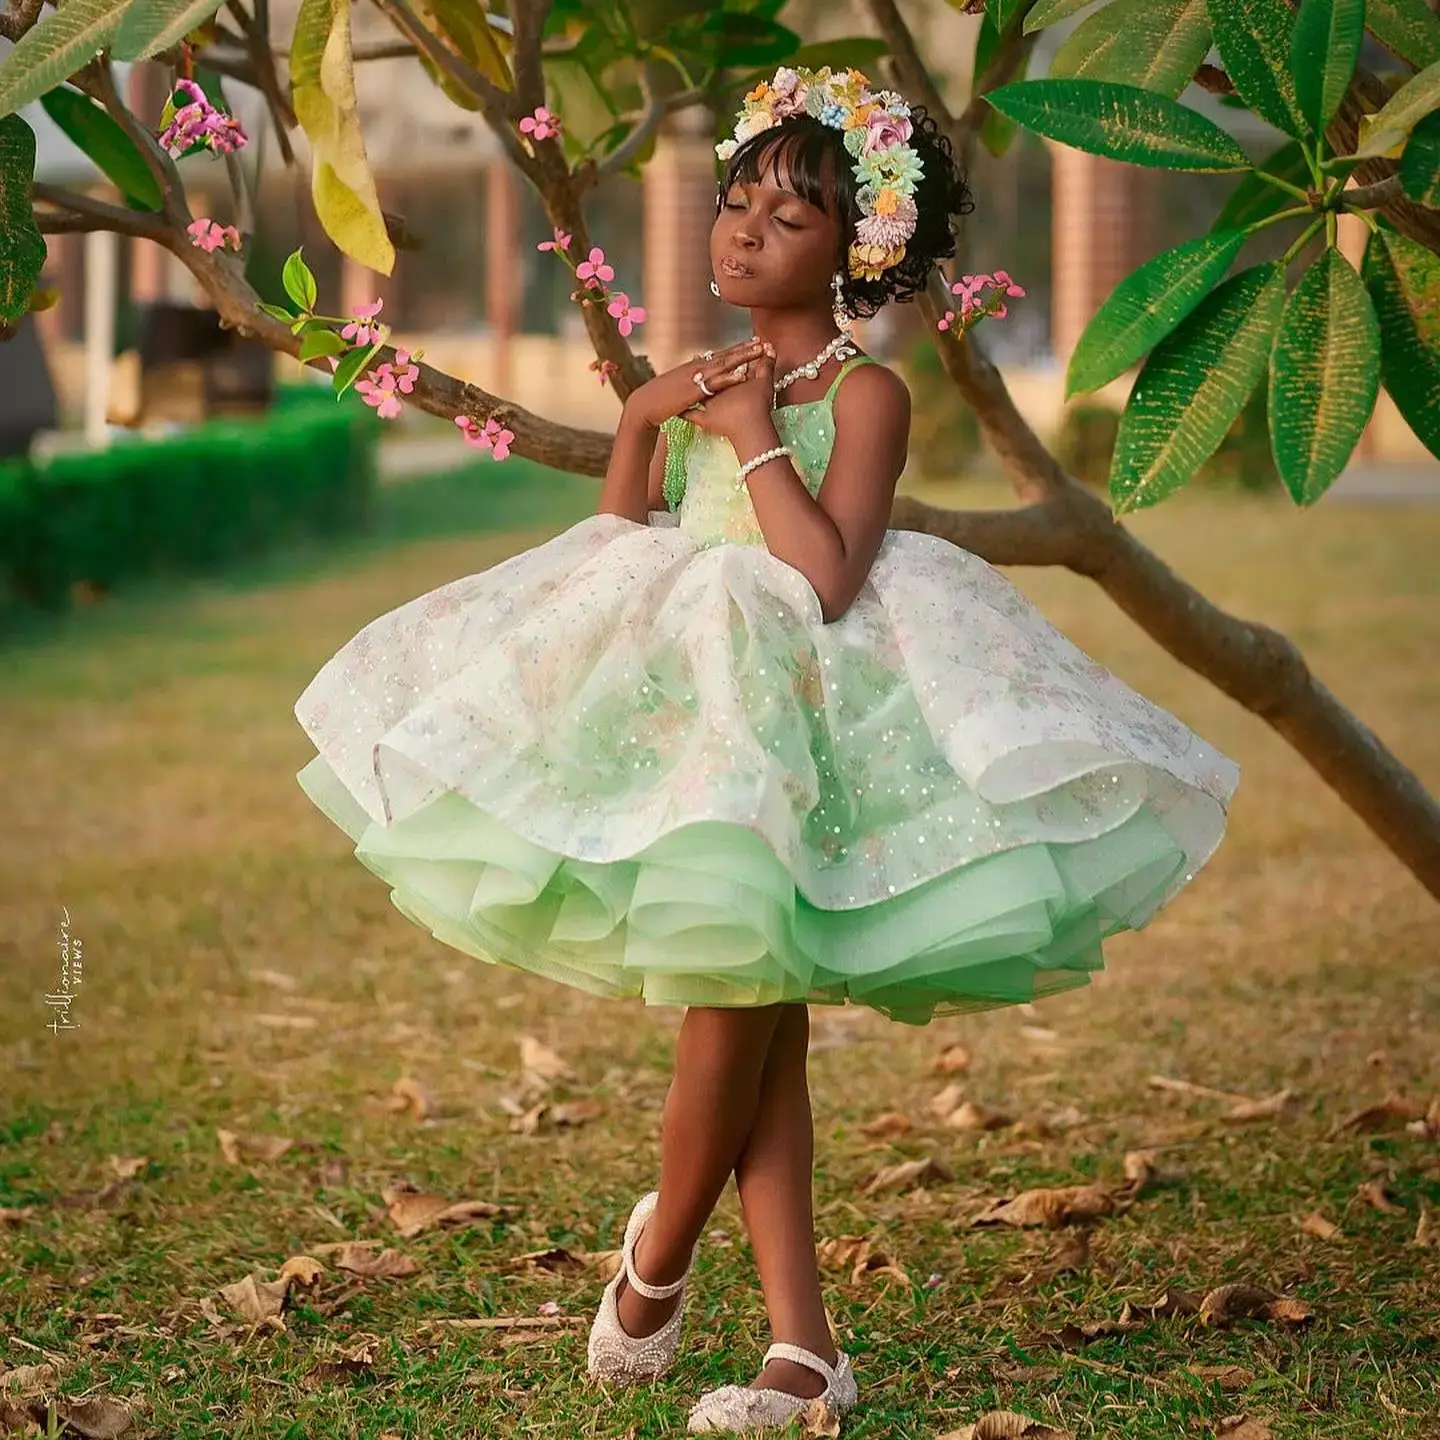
[735,444,792,489]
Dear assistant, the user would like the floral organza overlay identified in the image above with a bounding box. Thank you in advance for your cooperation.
[294,358,1239,1024]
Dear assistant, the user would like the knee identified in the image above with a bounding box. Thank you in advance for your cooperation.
[678,1004,783,1084]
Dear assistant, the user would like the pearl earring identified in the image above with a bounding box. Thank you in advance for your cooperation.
[709,278,721,297]
[832,271,854,333]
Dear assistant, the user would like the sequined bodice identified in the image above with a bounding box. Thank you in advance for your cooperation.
[660,355,875,550]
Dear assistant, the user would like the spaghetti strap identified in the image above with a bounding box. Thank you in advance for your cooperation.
[823,352,877,405]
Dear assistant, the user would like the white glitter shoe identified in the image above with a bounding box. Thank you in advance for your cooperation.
[586,1190,698,1385]
[685,1341,859,1433]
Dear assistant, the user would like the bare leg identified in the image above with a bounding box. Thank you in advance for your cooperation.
[733,1002,837,1398]
[614,1002,786,1338]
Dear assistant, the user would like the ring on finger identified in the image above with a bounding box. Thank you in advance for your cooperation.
[693,370,716,398]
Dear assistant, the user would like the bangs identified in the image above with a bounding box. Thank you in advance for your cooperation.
[720,118,849,219]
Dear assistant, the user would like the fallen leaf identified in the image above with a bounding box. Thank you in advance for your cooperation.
[860,1156,952,1196]
[1035,1315,1144,1350]
[1147,1075,1254,1104]
[252,967,298,990]
[932,1044,973,1074]
[972,1183,1128,1230]
[1300,1211,1344,1241]
[277,1255,327,1286]
[1199,1284,1313,1328]
[1215,1418,1273,1440]
[1,1363,60,1394]
[218,1272,291,1328]
[1036,1229,1091,1278]
[947,1101,1014,1132]
[216,1129,299,1165]
[333,1244,420,1278]
[105,1156,148,1181]
[816,1234,911,1286]
[518,1035,574,1081]
[937,1411,1073,1440]
[550,1098,604,1127]
[1187,1364,1255,1391]
[1404,1095,1440,1140]
[253,1013,318,1029]
[0,1208,36,1224]
[926,1083,967,1121]
[54,1396,133,1439]
[383,1077,434,1121]
[315,1158,349,1188]
[1117,1287,1201,1320]
[509,1101,550,1135]
[992,1363,1061,1384]
[1223,1089,1298,1124]
[1335,1091,1424,1135]
[1020,1025,1059,1044]
[503,1247,604,1274]
[796,1395,842,1436]
[55,1178,136,1211]
[1356,1180,1406,1215]
[382,1181,511,1237]
[1412,1202,1436,1247]
[860,1111,912,1139]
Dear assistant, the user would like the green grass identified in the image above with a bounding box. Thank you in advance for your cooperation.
[1,468,1438,1439]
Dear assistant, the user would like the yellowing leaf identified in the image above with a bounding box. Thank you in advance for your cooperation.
[291,0,394,275]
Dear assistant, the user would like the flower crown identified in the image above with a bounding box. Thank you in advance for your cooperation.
[715,65,923,283]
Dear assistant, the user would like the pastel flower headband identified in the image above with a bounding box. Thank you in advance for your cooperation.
[715,65,923,283]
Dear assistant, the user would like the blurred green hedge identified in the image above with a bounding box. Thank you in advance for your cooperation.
[0,397,377,624]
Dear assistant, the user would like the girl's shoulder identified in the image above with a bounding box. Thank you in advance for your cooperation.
[830,352,911,423]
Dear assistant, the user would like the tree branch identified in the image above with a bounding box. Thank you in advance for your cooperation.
[224,0,296,164]
[511,0,554,114]
[86,60,191,227]
[32,184,175,243]
[0,0,42,43]
[591,68,704,184]
[1339,174,1405,211]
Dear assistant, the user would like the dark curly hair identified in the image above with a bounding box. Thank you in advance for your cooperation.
[715,105,974,320]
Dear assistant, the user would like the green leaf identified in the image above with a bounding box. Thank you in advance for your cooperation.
[985,78,1251,170]
[421,0,513,89]
[256,301,297,323]
[980,102,1020,157]
[783,37,889,72]
[1365,0,1440,69]
[1024,0,1102,34]
[0,114,46,324]
[1210,141,1312,231]
[695,12,801,66]
[282,249,319,312]
[990,0,1029,30]
[974,9,1002,81]
[1268,248,1380,505]
[1205,0,1307,137]
[332,338,382,396]
[1363,227,1440,460]
[298,328,352,362]
[1109,261,1286,512]
[0,0,121,121]
[1291,0,1365,132]
[1355,60,1440,158]
[1067,227,1254,396]
[113,0,227,61]
[1048,0,1212,100]
[291,0,396,275]
[39,87,163,212]
[1399,108,1440,206]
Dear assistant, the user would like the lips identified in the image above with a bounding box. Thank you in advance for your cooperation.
[720,257,754,278]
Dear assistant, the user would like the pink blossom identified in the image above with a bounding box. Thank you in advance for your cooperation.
[589,358,619,387]
[519,106,562,141]
[387,349,419,393]
[575,246,614,289]
[355,371,402,419]
[341,299,384,345]
[936,310,955,331]
[186,218,240,254]
[862,109,913,156]
[606,292,646,337]
[537,227,573,253]
[158,79,248,156]
[455,414,514,461]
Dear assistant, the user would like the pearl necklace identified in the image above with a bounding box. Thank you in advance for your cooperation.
[772,333,858,399]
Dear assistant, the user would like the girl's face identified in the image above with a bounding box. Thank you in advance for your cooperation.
[710,142,844,311]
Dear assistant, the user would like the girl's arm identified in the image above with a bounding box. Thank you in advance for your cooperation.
[730,363,911,623]
[595,410,662,523]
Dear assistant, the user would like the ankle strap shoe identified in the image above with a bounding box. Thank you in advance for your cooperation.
[685,1341,859,1433]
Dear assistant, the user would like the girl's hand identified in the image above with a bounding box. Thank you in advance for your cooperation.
[625,337,771,429]
[685,345,777,446]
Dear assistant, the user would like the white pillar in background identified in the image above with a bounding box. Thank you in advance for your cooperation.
[83,228,119,448]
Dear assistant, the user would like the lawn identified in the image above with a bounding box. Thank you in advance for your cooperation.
[2,461,1437,1440]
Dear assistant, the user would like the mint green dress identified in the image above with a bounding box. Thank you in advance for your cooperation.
[293,355,1238,1025]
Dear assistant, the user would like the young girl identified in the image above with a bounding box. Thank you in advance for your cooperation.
[293,65,1239,1434]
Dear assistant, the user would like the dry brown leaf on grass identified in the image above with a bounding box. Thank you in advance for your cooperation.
[1035,1315,1145,1351]
[937,1411,1073,1440]
[1404,1095,1440,1140]
[253,1012,318,1030]
[1147,1075,1255,1105]
[518,1035,575,1082]
[105,1156,148,1181]
[1356,1180,1406,1215]
[947,1101,1015,1132]
[503,1246,618,1276]
[787,1396,842,1436]
[1198,1284,1314,1328]
[381,1077,434,1121]
[0,1363,61,1394]
[44,1396,133,1438]
[277,1255,327,1286]
[1119,1287,1202,1320]
[1300,1211,1345,1242]
[1412,1201,1437,1247]
[816,1234,911,1286]
[216,1129,304,1164]
[333,1244,420,1278]
[971,1183,1130,1230]
[382,1180,513,1237]
[219,1272,292,1330]
[0,1207,36,1224]
[1216,1417,1273,1440]
[1186,1364,1255,1391]
[926,1083,967,1121]
[303,1331,383,1388]
[860,1156,952,1196]
[932,1044,973,1074]
[860,1111,913,1139]
[1334,1091,1426,1136]
[1222,1090,1299,1124]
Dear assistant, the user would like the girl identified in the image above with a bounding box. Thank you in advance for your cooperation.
[293,65,1239,1435]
